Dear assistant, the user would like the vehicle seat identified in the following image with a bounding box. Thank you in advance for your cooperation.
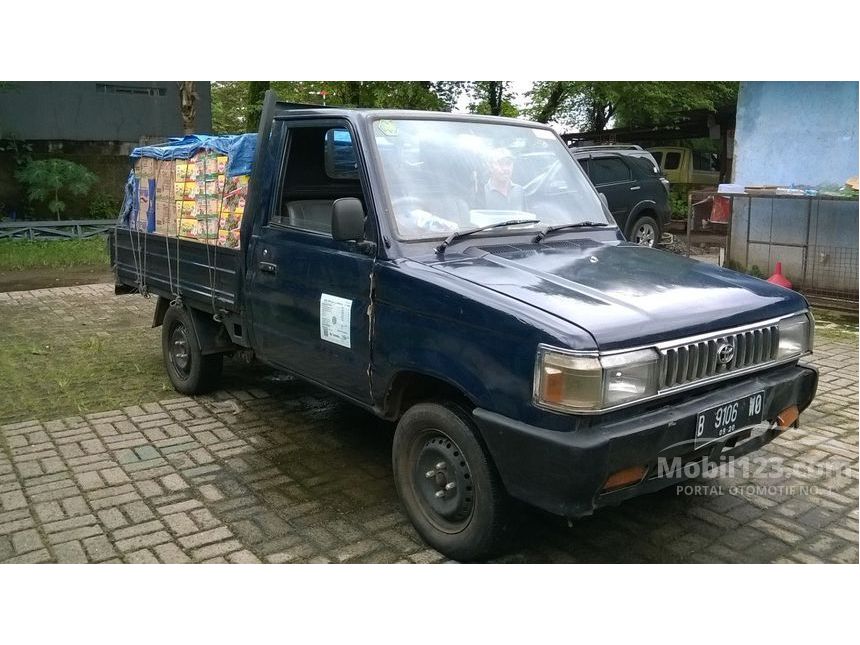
[285,200,334,234]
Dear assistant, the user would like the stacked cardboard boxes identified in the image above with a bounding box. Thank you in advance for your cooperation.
[133,150,248,249]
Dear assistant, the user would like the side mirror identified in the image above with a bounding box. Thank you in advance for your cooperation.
[332,197,365,241]
[598,192,609,211]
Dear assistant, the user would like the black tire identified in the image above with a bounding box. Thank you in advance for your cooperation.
[392,402,509,562]
[161,305,223,395]
[628,214,661,247]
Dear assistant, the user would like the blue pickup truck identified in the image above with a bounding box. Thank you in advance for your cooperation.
[111,94,817,561]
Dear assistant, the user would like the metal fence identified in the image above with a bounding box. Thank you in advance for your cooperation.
[726,194,859,303]
[0,219,115,241]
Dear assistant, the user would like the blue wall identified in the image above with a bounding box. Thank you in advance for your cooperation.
[732,81,858,187]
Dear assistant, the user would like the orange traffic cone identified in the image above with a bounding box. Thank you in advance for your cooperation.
[767,261,792,289]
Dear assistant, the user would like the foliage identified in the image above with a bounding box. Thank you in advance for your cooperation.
[87,191,122,219]
[0,133,33,170]
[245,81,271,131]
[465,81,518,117]
[723,260,774,281]
[0,238,108,271]
[211,81,468,133]
[669,188,690,219]
[526,82,739,132]
[211,81,249,133]
[15,159,97,220]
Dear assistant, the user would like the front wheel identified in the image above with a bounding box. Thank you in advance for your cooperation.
[392,402,509,561]
[629,214,660,247]
[162,305,223,394]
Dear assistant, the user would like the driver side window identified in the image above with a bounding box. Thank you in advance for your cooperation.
[274,125,366,236]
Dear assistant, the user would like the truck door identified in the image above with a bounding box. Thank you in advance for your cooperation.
[245,119,376,405]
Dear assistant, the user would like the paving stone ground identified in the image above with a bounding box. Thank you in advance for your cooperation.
[1,285,857,563]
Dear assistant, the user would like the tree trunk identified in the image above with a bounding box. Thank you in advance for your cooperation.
[178,81,198,135]
[487,81,503,116]
[534,82,567,123]
[245,81,271,132]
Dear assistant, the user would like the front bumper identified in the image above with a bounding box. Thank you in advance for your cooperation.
[472,363,818,518]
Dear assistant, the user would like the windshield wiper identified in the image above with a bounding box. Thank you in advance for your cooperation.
[435,219,541,254]
[533,221,609,243]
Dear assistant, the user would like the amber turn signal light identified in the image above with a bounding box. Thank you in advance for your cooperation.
[776,405,799,429]
[602,465,648,492]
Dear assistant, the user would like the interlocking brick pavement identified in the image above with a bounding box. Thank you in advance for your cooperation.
[0,285,857,563]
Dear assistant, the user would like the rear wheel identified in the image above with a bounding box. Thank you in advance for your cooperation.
[392,402,509,561]
[162,305,223,394]
[629,214,660,247]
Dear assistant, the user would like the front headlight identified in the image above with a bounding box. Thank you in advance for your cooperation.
[535,346,660,413]
[777,312,814,359]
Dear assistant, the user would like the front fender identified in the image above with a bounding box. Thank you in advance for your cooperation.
[370,260,596,427]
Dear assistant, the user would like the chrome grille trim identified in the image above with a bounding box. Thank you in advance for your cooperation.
[658,323,780,392]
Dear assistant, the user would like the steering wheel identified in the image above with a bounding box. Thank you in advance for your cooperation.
[390,196,428,215]
[523,159,561,197]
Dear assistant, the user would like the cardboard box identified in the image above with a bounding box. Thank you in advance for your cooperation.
[176,200,196,219]
[137,177,156,232]
[174,160,199,181]
[135,157,156,178]
[218,227,241,249]
[222,212,242,231]
[178,218,198,238]
[216,156,228,175]
[155,198,176,237]
[174,181,199,200]
[196,174,225,197]
[155,160,174,198]
[195,217,219,240]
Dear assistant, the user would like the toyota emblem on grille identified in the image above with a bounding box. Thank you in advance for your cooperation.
[717,342,735,364]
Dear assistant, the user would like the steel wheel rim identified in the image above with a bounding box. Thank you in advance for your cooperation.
[411,430,475,533]
[169,324,191,377]
[635,222,656,246]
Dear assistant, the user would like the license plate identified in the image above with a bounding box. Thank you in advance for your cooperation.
[694,391,765,449]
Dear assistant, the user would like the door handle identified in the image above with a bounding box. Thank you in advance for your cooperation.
[630,186,641,191]
[258,261,278,274]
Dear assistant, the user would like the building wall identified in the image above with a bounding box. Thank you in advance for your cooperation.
[732,81,858,187]
[0,82,212,218]
[0,81,211,142]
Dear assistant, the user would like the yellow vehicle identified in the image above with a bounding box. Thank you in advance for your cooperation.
[648,146,720,187]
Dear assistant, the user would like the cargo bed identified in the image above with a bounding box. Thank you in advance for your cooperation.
[110,227,241,314]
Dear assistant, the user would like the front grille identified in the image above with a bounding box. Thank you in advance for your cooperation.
[658,323,780,391]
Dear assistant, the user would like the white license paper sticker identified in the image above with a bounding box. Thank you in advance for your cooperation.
[320,293,352,348]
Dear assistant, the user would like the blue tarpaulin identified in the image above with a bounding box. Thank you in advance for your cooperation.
[226,134,257,177]
[131,133,257,177]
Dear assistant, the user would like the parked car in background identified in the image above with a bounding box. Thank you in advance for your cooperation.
[570,147,671,247]
[648,146,720,188]
[572,144,660,170]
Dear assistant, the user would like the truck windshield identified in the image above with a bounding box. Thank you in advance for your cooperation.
[371,118,609,242]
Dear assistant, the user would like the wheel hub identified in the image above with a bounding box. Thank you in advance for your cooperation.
[169,325,191,376]
[414,435,473,524]
[635,223,656,246]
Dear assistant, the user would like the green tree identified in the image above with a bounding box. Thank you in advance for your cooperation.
[15,159,97,220]
[466,81,518,117]
[245,81,271,131]
[210,81,468,134]
[526,81,738,131]
[211,81,249,133]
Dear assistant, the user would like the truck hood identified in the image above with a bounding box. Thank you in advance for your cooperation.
[430,240,807,350]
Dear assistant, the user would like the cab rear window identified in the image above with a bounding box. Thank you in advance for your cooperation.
[664,152,681,170]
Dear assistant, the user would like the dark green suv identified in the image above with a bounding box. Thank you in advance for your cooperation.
[571,146,671,247]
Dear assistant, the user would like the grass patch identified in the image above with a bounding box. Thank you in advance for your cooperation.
[0,238,110,271]
[0,290,273,424]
